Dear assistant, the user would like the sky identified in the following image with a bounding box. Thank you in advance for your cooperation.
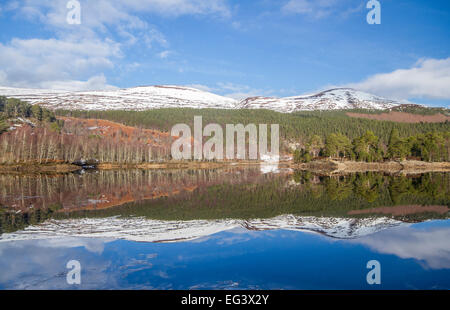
[0,0,449,107]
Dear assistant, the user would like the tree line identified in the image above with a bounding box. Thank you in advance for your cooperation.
[0,124,171,164]
[294,129,450,163]
[0,96,63,133]
[10,171,446,230]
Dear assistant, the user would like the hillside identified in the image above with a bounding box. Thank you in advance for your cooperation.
[57,108,450,144]
[0,85,406,112]
[0,85,238,111]
[1,96,449,167]
[347,111,450,123]
[238,88,401,112]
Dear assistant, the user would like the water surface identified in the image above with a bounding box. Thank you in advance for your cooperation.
[0,167,449,289]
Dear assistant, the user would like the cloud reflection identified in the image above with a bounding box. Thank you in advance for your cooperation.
[355,224,450,269]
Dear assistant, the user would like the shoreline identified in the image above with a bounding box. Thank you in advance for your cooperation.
[96,161,265,170]
[0,163,81,174]
[296,160,450,174]
[0,160,449,174]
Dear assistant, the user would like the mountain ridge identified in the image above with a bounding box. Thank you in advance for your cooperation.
[0,85,411,113]
[237,88,403,112]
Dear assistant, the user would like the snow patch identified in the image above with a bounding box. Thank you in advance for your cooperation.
[0,86,401,113]
[0,215,405,243]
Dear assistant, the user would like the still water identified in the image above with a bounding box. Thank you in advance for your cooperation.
[0,167,449,289]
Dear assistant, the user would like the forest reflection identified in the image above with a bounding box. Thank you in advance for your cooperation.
[0,168,448,234]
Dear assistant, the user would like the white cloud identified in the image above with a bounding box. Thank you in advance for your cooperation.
[216,82,274,101]
[186,84,214,92]
[217,83,271,100]
[348,58,450,100]
[355,226,450,270]
[158,50,172,59]
[0,0,232,90]
[40,75,118,91]
[182,82,269,100]
[13,0,170,46]
[15,0,231,30]
[282,0,338,18]
[0,38,120,90]
[123,0,231,18]
[281,0,362,19]
[182,82,275,100]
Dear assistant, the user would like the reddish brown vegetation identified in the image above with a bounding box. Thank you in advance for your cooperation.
[0,117,174,164]
[59,117,172,147]
[348,205,449,216]
[346,111,450,123]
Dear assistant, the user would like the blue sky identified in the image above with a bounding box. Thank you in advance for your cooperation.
[0,0,449,107]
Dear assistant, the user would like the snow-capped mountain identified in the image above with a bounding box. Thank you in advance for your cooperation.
[238,88,401,112]
[0,85,401,112]
[0,215,405,243]
[0,85,238,111]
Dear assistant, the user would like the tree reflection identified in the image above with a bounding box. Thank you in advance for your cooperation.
[0,169,448,234]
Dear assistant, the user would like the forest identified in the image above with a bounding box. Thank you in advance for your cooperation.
[0,97,449,165]
[294,129,450,163]
[0,96,63,132]
[0,98,171,164]
[57,107,450,163]
[56,108,450,144]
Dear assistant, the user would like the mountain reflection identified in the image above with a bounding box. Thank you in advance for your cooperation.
[0,169,448,235]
